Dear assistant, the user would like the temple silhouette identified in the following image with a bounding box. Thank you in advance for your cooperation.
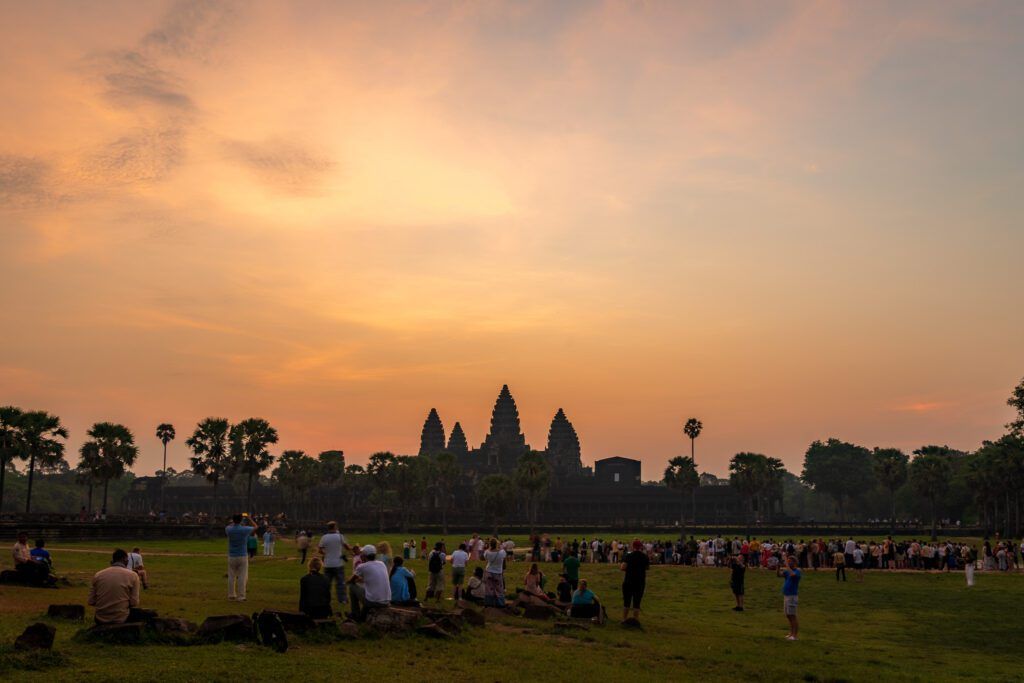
[124,384,764,527]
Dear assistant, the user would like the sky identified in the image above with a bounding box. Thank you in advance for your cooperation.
[1,0,1022,479]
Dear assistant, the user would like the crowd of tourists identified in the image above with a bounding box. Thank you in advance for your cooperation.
[8,522,1024,643]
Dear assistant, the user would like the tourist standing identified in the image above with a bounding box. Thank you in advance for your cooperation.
[833,548,846,582]
[483,538,507,607]
[563,550,581,591]
[451,543,469,601]
[730,554,746,611]
[318,521,348,605]
[778,555,801,641]
[297,531,310,564]
[127,547,149,589]
[426,542,446,603]
[263,527,275,556]
[620,539,650,624]
[226,514,253,601]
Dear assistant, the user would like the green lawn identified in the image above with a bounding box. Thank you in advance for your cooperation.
[1,535,1021,682]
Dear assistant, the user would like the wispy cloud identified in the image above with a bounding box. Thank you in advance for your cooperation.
[223,138,335,195]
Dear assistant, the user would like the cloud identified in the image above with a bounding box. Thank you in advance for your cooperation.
[893,401,953,413]
[83,128,186,185]
[101,50,195,112]
[0,155,60,209]
[223,138,335,194]
[142,0,236,59]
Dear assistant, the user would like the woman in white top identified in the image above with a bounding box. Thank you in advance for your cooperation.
[483,538,507,607]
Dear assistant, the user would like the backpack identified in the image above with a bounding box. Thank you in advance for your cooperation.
[429,551,443,574]
[254,611,288,653]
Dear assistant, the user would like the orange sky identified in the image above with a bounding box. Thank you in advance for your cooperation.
[2,1,1022,478]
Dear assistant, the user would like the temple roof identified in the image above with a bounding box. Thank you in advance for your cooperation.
[419,408,446,456]
[447,421,468,455]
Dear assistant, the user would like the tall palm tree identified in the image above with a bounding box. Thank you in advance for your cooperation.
[17,410,68,513]
[515,450,551,534]
[82,422,139,513]
[393,456,428,533]
[0,406,24,513]
[367,452,397,532]
[728,452,765,532]
[872,447,908,534]
[273,450,316,520]
[229,418,279,515]
[186,418,231,518]
[155,423,176,512]
[684,418,703,464]
[664,455,699,537]
[478,473,516,536]
[317,450,345,517]
[430,451,461,533]
[910,451,952,540]
[76,441,104,513]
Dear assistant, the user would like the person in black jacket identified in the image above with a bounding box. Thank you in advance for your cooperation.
[299,557,333,619]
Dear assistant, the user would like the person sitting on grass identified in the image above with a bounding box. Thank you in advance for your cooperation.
[465,566,486,604]
[569,579,602,621]
[299,557,332,619]
[30,538,52,570]
[127,547,149,589]
[12,532,52,586]
[88,549,141,625]
[523,562,554,603]
[346,544,391,622]
[729,554,746,611]
[777,554,801,641]
[389,556,419,607]
[555,573,573,606]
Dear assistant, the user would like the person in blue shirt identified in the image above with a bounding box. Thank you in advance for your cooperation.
[389,556,418,607]
[569,579,602,620]
[777,554,801,641]
[225,514,254,601]
[30,539,52,568]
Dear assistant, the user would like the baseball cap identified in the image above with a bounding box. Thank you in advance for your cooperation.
[361,544,377,556]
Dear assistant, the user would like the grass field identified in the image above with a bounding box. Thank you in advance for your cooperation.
[1,535,1022,682]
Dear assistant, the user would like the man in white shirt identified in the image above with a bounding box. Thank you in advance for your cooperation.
[451,543,469,601]
[347,544,390,621]
[844,537,856,567]
[127,547,149,589]
[318,521,349,605]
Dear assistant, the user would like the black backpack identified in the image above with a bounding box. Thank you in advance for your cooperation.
[429,551,443,573]
[254,611,288,653]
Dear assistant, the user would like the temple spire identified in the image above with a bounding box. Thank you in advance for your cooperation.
[480,384,528,470]
[419,408,446,456]
[546,408,582,478]
[447,421,468,455]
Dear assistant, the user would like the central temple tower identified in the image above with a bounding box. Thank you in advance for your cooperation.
[479,384,529,472]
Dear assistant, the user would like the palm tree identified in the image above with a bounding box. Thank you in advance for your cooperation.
[683,418,703,463]
[515,450,551,534]
[728,453,765,532]
[229,418,279,515]
[429,451,460,533]
[0,406,24,513]
[872,447,908,534]
[910,451,952,540]
[317,450,345,517]
[367,452,397,532]
[393,456,428,533]
[478,473,516,536]
[155,423,176,512]
[186,418,231,518]
[663,455,699,537]
[82,422,139,513]
[273,450,316,520]
[17,410,68,513]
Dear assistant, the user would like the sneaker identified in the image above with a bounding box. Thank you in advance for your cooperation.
[237,597,246,602]
[732,606,744,612]
[228,596,236,601]
[785,635,796,641]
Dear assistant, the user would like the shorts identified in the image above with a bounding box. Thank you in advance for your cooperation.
[452,567,466,585]
[428,571,445,595]
[783,596,798,616]
[622,580,645,609]
[731,582,744,596]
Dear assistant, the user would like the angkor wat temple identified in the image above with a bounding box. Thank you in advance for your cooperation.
[124,385,763,528]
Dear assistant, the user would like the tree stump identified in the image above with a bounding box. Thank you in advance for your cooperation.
[149,617,197,634]
[259,610,314,633]
[454,607,485,627]
[15,623,56,650]
[47,604,85,620]
[522,604,558,620]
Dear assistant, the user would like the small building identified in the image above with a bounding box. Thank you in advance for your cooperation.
[594,456,642,486]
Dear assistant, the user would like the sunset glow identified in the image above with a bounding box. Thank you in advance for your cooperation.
[2,1,1022,476]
